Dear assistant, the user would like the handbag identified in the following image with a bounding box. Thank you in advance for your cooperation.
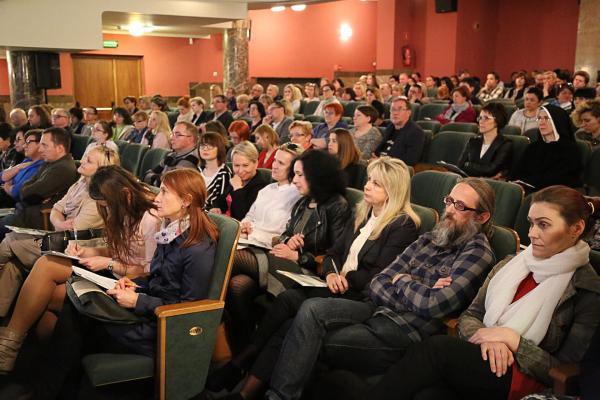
[41,228,105,252]
[65,276,146,325]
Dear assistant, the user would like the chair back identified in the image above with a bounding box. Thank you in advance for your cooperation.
[137,147,171,179]
[576,139,592,175]
[484,179,524,228]
[425,131,475,165]
[416,120,441,134]
[115,139,128,156]
[257,168,274,183]
[489,225,520,262]
[504,134,530,177]
[207,213,241,301]
[440,122,479,134]
[302,101,319,116]
[417,103,448,121]
[70,134,92,160]
[513,192,534,246]
[304,115,324,124]
[345,187,364,207]
[120,143,149,174]
[411,203,439,235]
[411,170,461,216]
[500,125,521,136]
[342,101,363,118]
[585,148,600,195]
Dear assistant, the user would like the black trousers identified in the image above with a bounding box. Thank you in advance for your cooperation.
[370,335,512,400]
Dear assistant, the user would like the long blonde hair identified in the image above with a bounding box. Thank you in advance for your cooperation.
[355,157,420,239]
[150,110,172,139]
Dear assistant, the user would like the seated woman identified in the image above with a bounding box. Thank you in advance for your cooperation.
[226,150,349,352]
[0,163,161,374]
[111,107,134,141]
[0,169,219,400]
[508,87,543,134]
[436,85,450,101]
[208,157,420,398]
[512,104,581,190]
[353,82,367,102]
[555,84,574,114]
[144,110,172,150]
[351,105,382,161]
[362,185,600,400]
[503,72,527,101]
[0,129,43,208]
[328,129,365,189]
[233,94,251,120]
[457,103,512,178]
[255,125,279,169]
[191,96,210,127]
[214,142,269,221]
[288,121,314,151]
[199,132,232,212]
[435,86,476,125]
[283,85,302,115]
[365,87,384,105]
[248,101,267,135]
[83,120,119,156]
[0,146,118,317]
[227,121,251,162]
[341,87,357,102]
[68,107,84,135]
[127,111,149,143]
[312,103,348,149]
[176,96,193,123]
[303,83,320,103]
[573,99,600,148]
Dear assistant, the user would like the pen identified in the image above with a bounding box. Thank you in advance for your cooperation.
[124,281,141,289]
[331,259,341,280]
[73,229,78,247]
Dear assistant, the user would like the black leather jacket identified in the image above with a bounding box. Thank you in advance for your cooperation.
[279,194,350,272]
[457,134,512,177]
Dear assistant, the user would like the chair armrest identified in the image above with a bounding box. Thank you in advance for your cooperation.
[549,363,581,396]
[155,299,224,319]
[443,317,459,337]
[315,255,325,275]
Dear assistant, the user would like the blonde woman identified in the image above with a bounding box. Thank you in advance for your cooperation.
[354,81,368,101]
[284,84,302,114]
[207,156,421,396]
[145,110,171,150]
[255,124,279,169]
[233,94,251,119]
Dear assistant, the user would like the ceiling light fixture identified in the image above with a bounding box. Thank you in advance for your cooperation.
[291,4,306,11]
[271,5,286,12]
[340,23,353,42]
[126,23,154,37]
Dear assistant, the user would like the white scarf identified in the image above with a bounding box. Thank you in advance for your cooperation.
[154,216,190,244]
[483,241,589,344]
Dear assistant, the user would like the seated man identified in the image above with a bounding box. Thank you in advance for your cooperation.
[143,121,199,186]
[264,101,293,143]
[0,127,78,239]
[8,108,27,129]
[477,72,504,103]
[374,97,425,166]
[266,178,497,400]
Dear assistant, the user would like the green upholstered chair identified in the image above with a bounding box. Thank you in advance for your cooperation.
[523,128,540,142]
[70,134,92,160]
[304,114,325,124]
[342,101,363,118]
[504,134,530,177]
[504,105,517,120]
[585,148,600,195]
[137,148,171,179]
[439,122,479,134]
[293,113,304,121]
[500,125,522,136]
[426,88,437,97]
[115,140,129,156]
[257,168,274,183]
[341,116,353,125]
[516,97,525,109]
[411,170,461,216]
[81,213,241,400]
[419,130,434,163]
[484,179,524,228]
[513,192,534,246]
[489,225,520,263]
[417,103,448,121]
[416,120,441,134]
[409,102,420,121]
[120,143,149,174]
[299,100,307,114]
[302,101,320,116]
[576,139,592,176]
[425,131,475,165]
[411,203,439,235]
[167,111,179,129]
[345,187,364,207]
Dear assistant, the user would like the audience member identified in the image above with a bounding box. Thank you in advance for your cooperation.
[555,84,574,113]
[150,95,170,112]
[283,85,302,114]
[226,120,251,162]
[303,83,319,102]
[365,74,379,88]
[351,105,382,161]
[477,72,504,102]
[574,87,597,109]
[366,87,383,105]
[27,105,51,129]
[68,107,84,134]
[8,108,27,128]
[267,85,282,102]
[83,120,119,156]
[143,121,200,186]
[314,84,340,117]
[176,96,193,123]
[255,124,279,169]
[288,121,313,150]
[353,82,367,101]
[209,95,234,130]
[573,99,600,147]
[328,129,364,189]
[375,97,425,166]
[123,96,138,116]
[508,87,543,133]
[233,94,251,120]
[145,110,172,150]
[312,102,347,149]
[542,70,558,99]
[111,107,134,141]
[265,101,293,143]
[460,77,482,105]
[435,86,476,124]
[504,72,527,101]
[0,123,24,170]
[407,84,424,104]
[249,100,267,134]
[573,70,591,90]
[251,84,265,102]
[380,83,393,103]
[457,103,512,178]
[50,108,70,131]
[341,87,356,101]
[80,107,98,137]
[128,110,149,143]
[138,96,152,113]
[190,96,210,126]
[199,132,232,212]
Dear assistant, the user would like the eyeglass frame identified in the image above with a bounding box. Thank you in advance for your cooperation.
[442,195,482,213]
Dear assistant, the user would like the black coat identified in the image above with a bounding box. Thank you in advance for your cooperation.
[280,194,350,271]
[457,135,512,177]
[216,171,270,221]
[322,213,418,293]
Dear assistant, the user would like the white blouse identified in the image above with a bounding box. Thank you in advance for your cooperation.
[341,215,379,274]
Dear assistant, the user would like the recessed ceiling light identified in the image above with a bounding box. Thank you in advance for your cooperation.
[271,5,285,12]
[291,4,306,11]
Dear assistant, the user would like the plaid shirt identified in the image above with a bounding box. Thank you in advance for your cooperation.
[477,85,504,103]
[369,231,494,343]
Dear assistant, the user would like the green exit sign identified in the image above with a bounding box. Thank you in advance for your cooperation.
[103,40,118,48]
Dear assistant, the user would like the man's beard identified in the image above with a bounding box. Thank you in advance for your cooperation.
[431,214,482,248]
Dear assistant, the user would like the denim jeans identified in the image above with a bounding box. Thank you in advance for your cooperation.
[267,297,413,400]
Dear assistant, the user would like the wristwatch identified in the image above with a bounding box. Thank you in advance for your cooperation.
[107,259,115,272]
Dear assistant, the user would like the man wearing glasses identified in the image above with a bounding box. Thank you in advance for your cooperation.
[143,121,200,186]
[50,108,70,130]
[373,97,425,166]
[209,95,234,130]
[266,178,496,400]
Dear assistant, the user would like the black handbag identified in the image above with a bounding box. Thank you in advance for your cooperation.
[65,276,146,325]
[41,228,105,252]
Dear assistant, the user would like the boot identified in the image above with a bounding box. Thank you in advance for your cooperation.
[0,326,25,373]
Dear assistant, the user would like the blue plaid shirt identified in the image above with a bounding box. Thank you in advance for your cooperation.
[369,231,494,342]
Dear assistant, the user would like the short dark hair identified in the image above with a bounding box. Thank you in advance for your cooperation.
[43,127,71,152]
[0,123,12,141]
[322,83,335,92]
[250,100,266,119]
[123,96,137,104]
[356,105,379,124]
[69,107,83,121]
[24,128,43,142]
[481,102,508,130]
[488,71,500,81]
[525,86,544,102]
[296,150,346,204]
[113,107,133,125]
[573,70,590,85]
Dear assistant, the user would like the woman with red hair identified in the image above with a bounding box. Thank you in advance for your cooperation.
[226,120,251,162]
[312,102,348,149]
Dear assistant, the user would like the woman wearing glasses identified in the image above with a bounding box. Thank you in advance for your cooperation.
[208,157,419,399]
[456,103,513,179]
[199,132,233,213]
[0,150,122,357]
[314,84,340,118]
[83,120,119,156]
[512,104,581,190]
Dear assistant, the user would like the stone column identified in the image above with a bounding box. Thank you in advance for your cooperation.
[223,19,250,95]
[575,0,600,86]
[6,50,44,109]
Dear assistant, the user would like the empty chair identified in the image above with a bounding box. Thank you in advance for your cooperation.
[439,122,479,134]
[70,134,92,160]
[425,131,475,165]
[417,103,448,121]
[484,179,524,228]
[410,170,461,216]
[416,120,441,134]
[120,143,149,174]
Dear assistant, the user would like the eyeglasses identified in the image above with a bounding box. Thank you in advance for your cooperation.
[443,196,481,213]
[52,115,68,119]
[289,132,306,138]
[477,115,495,122]
[24,139,38,145]
[199,144,216,150]
[93,127,106,133]
[172,132,192,139]
[536,116,551,122]
[391,107,409,112]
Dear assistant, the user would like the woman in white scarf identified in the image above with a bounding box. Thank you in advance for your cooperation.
[335,185,600,400]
